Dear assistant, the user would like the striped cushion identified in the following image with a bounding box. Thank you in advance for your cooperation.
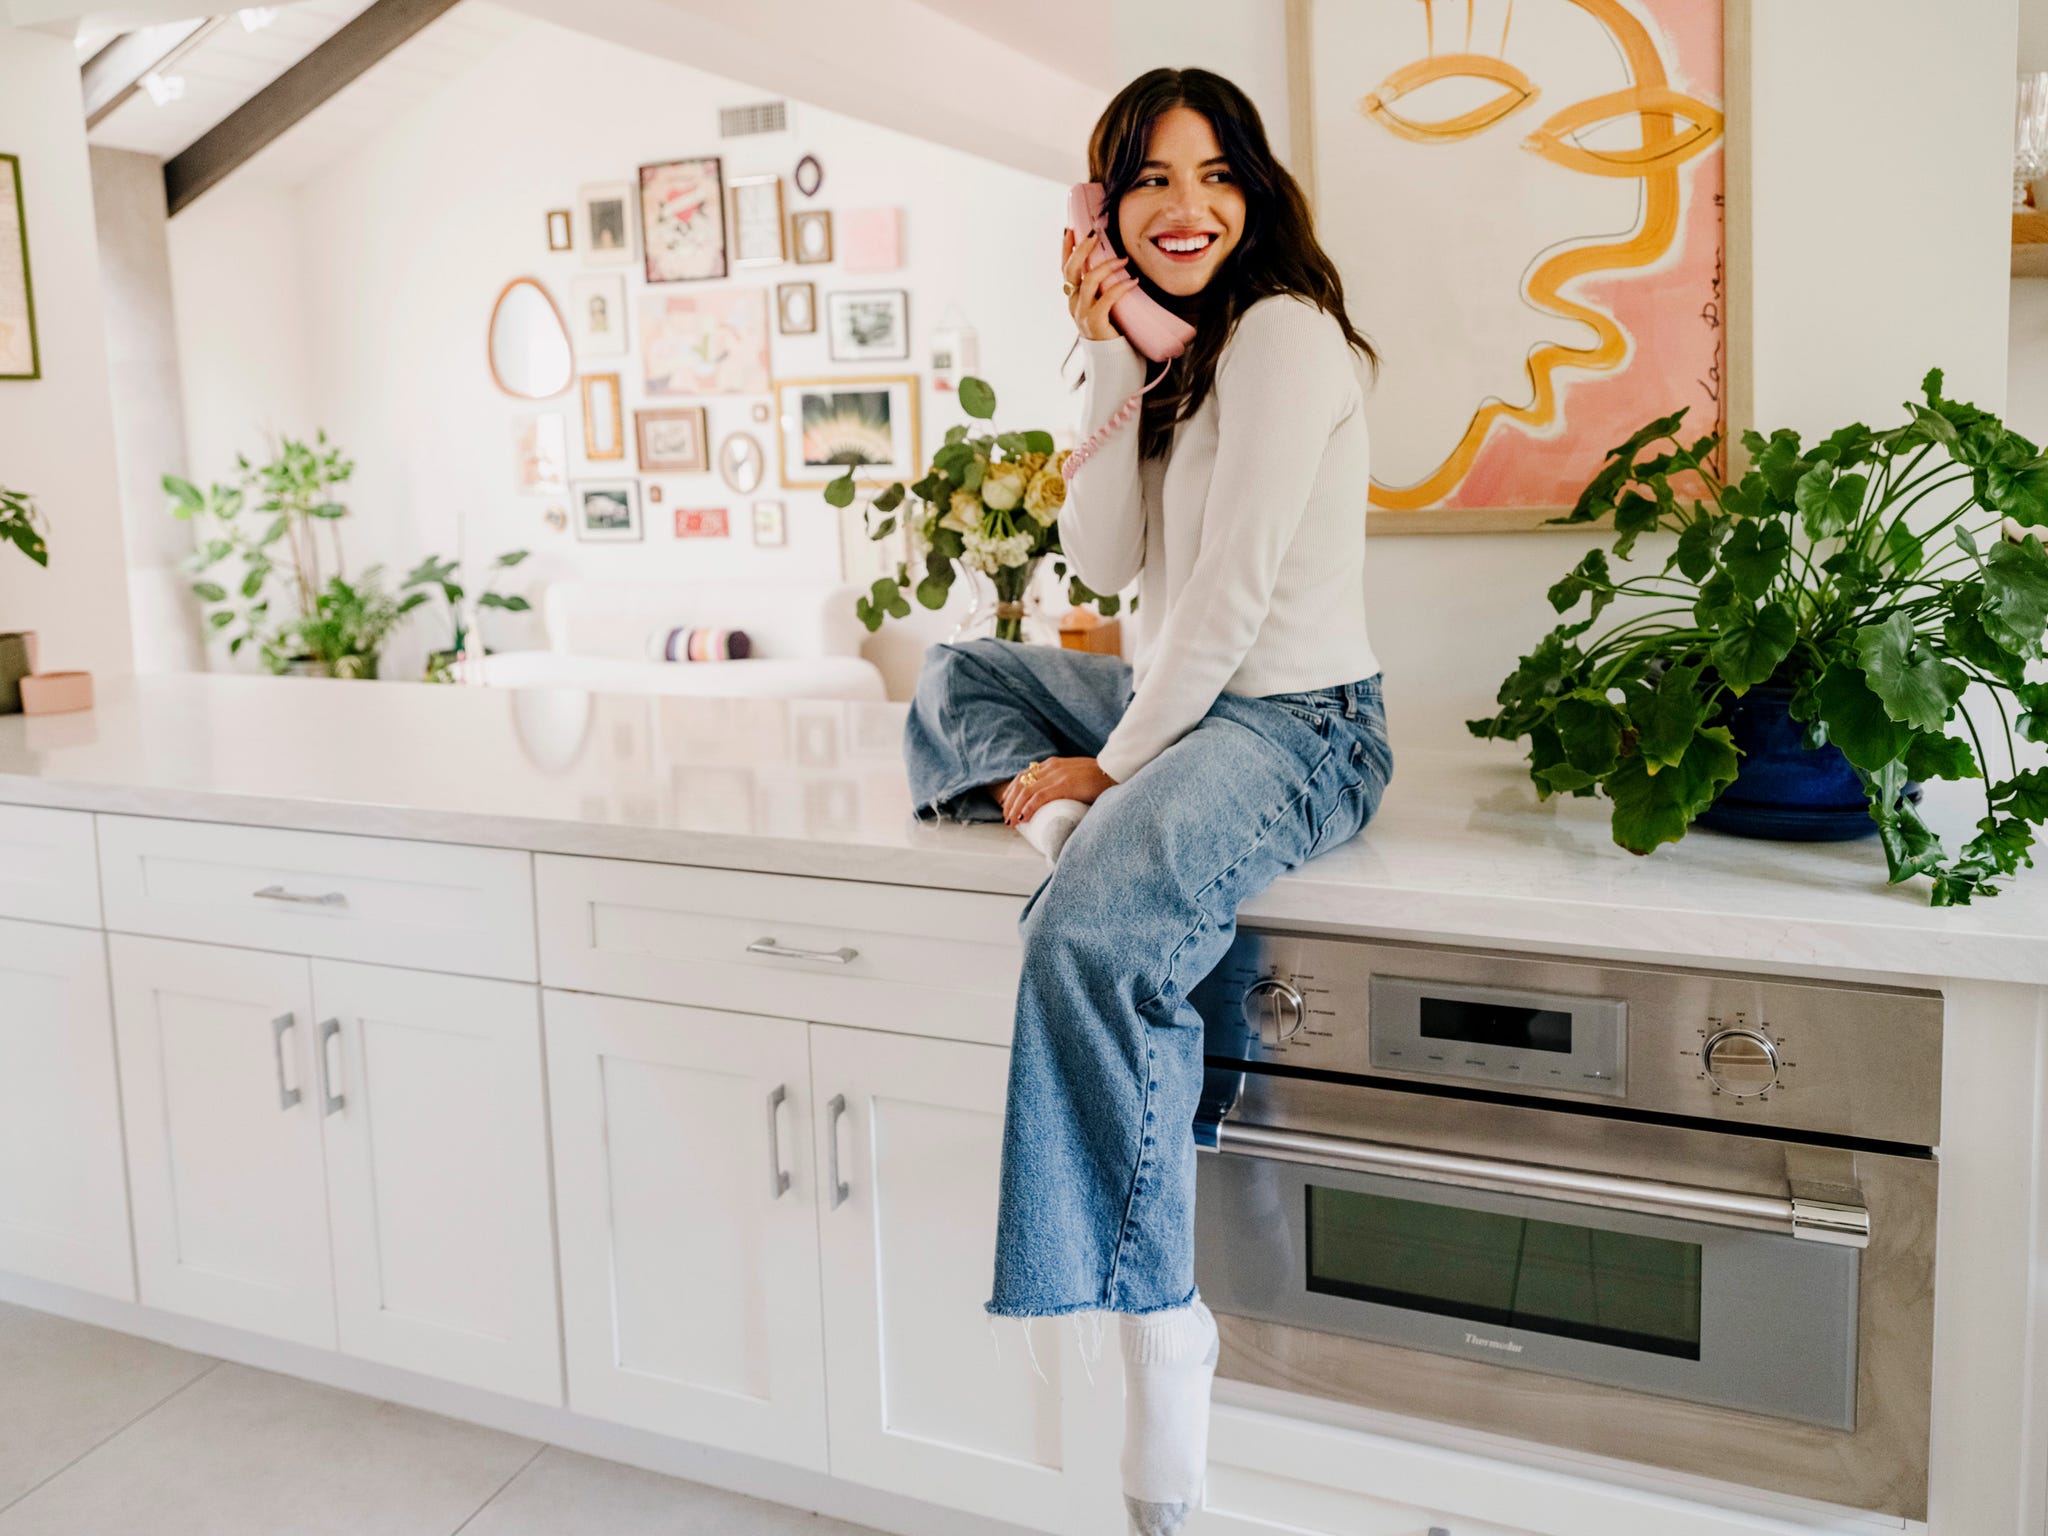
[648,627,754,662]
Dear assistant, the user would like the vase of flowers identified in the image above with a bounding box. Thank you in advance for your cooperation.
[833,377,1124,642]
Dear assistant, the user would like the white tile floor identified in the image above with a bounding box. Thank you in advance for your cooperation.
[0,1302,885,1535]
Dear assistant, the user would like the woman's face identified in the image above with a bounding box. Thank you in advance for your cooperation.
[1115,105,1247,300]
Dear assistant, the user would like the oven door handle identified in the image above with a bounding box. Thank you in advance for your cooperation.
[1209,1121,1869,1248]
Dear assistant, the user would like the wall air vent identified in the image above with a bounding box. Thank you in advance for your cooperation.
[720,101,788,137]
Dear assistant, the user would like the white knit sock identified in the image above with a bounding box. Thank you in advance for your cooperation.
[1118,1298,1218,1533]
[1017,798,1088,864]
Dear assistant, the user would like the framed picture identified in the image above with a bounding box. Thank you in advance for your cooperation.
[0,154,40,381]
[776,281,816,335]
[839,207,902,273]
[577,181,635,266]
[791,208,832,265]
[580,373,624,459]
[674,507,730,539]
[636,406,708,472]
[793,154,823,198]
[751,499,787,547]
[929,323,979,393]
[639,156,727,283]
[729,174,786,267]
[513,412,568,494]
[545,209,572,251]
[639,288,770,396]
[719,431,765,494]
[568,274,628,356]
[573,480,641,541]
[775,375,921,490]
[826,289,908,362]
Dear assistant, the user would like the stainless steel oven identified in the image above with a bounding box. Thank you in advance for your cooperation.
[1190,934,1940,1520]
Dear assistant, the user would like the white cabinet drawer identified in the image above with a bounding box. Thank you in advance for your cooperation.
[98,816,535,981]
[0,805,100,927]
[537,855,1022,1044]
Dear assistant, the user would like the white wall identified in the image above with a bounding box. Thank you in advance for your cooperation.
[168,20,1072,684]
[163,3,2026,739]
[0,31,133,684]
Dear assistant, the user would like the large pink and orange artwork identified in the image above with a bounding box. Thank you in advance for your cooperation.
[1305,0,1725,525]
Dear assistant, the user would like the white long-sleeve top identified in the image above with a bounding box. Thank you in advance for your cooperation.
[1064,293,1381,785]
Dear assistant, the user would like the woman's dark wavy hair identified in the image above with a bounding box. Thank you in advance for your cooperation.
[1084,67,1377,460]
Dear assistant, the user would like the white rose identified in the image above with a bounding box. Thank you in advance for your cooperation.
[941,488,982,534]
[980,461,1027,513]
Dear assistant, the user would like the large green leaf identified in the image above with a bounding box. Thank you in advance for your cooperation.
[1707,599,1796,690]
[957,377,997,419]
[1552,691,1625,776]
[2017,682,2048,745]
[1903,732,1980,780]
[1671,512,1727,581]
[1625,662,1710,770]
[1610,491,1664,560]
[1867,761,1948,883]
[1793,466,1866,540]
[1942,586,2026,684]
[1606,726,1739,854]
[1720,519,1791,598]
[1546,548,1612,616]
[1812,660,1913,771]
[1979,535,2048,656]
[1854,613,1966,733]
[1984,456,2048,527]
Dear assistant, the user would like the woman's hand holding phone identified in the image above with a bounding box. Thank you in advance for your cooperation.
[1062,227,1141,343]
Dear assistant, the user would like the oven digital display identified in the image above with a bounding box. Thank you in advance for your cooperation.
[1418,996,1573,1054]
[1305,1186,1702,1359]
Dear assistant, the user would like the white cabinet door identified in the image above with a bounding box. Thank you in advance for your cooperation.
[0,919,132,1297]
[811,1025,1104,1533]
[546,990,827,1468]
[314,960,560,1403]
[110,934,335,1347]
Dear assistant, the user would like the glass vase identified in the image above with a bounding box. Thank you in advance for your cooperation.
[948,559,1059,645]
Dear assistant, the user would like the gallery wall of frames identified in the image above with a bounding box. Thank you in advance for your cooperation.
[165,19,1076,678]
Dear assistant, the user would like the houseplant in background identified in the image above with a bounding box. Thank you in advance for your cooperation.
[829,377,1126,643]
[0,482,47,712]
[167,432,366,674]
[1470,369,2048,906]
[404,548,532,683]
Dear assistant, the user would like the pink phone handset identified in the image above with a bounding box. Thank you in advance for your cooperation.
[1061,182,1194,479]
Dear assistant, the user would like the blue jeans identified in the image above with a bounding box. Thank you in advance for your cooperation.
[903,639,1394,1318]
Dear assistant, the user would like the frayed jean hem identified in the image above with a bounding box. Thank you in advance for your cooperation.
[910,762,1041,824]
[984,1281,1199,1320]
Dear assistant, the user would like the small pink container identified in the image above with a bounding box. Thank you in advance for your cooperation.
[20,670,93,715]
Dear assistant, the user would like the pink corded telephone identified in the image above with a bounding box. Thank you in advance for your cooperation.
[1062,182,1194,477]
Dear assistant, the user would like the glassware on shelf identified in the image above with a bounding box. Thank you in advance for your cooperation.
[2016,72,2048,211]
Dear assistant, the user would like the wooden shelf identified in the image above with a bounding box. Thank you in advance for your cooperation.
[2017,209,2048,278]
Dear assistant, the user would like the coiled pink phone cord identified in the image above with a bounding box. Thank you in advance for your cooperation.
[1062,359,1174,479]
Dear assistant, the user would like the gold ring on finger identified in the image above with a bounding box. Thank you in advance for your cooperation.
[1061,282,1076,297]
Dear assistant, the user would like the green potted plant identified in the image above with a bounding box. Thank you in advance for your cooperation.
[166,433,357,673]
[1471,369,2048,906]
[826,377,1126,642]
[0,483,47,712]
[402,549,532,683]
[283,567,429,680]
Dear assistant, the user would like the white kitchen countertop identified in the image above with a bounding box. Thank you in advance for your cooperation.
[2,672,2045,986]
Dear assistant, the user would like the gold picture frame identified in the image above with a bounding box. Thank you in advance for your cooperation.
[580,373,624,460]
[636,405,708,472]
[791,208,833,265]
[774,374,920,490]
[729,174,787,267]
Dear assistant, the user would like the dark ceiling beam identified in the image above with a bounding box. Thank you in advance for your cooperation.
[81,16,225,129]
[163,0,465,217]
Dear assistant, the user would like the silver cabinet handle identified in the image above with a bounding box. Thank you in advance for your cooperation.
[747,938,858,965]
[271,1013,301,1111]
[254,884,348,908]
[766,1083,791,1199]
[1212,1121,1869,1248]
[316,1017,345,1116]
[826,1093,850,1210]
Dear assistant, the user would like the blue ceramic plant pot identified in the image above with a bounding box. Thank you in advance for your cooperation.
[1693,685,1915,842]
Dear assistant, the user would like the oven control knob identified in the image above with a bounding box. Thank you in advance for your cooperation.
[1242,979,1306,1046]
[1702,1028,1780,1096]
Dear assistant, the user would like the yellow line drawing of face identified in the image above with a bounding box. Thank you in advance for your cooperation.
[1316,0,1722,509]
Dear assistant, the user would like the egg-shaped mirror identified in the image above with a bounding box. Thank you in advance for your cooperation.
[488,278,573,399]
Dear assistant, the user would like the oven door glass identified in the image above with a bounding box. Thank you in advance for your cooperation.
[1306,1185,1703,1359]
[1196,1150,1859,1429]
